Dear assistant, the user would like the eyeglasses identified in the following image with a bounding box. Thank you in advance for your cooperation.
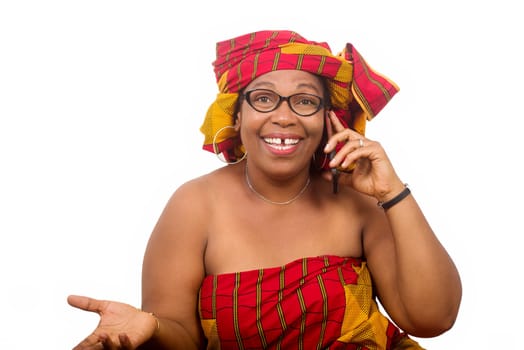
[243,89,324,117]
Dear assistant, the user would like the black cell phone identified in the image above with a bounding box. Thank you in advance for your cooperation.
[325,111,339,194]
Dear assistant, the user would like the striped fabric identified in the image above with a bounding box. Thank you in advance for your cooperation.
[199,256,423,350]
[199,30,399,164]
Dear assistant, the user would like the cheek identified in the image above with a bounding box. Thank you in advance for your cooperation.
[306,118,325,142]
[237,111,261,145]
[238,107,266,132]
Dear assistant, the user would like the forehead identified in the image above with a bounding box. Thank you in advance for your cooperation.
[246,70,323,92]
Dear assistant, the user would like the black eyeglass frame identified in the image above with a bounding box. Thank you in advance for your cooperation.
[242,89,325,117]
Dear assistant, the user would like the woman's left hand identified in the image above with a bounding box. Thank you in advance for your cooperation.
[322,111,405,202]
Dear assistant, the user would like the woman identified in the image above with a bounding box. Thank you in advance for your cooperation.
[68,30,462,349]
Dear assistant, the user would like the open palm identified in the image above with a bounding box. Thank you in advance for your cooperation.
[68,295,156,349]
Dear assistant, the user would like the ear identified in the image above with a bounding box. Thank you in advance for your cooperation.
[234,112,242,132]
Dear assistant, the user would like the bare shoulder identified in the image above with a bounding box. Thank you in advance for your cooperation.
[141,168,233,312]
[145,165,241,251]
[164,166,232,214]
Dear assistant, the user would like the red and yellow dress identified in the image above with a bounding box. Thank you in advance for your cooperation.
[199,255,423,349]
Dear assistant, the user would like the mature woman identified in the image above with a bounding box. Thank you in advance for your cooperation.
[68,30,461,350]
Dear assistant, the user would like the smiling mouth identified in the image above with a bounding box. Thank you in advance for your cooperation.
[263,137,300,150]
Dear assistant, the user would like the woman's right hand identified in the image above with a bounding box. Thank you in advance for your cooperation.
[68,295,158,349]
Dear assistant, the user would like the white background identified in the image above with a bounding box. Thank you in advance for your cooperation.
[1,1,522,348]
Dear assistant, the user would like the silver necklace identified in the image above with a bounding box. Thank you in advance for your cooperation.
[244,164,311,205]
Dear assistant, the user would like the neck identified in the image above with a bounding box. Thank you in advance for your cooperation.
[244,163,311,205]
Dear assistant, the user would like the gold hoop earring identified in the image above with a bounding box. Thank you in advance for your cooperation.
[317,152,328,169]
[212,125,247,164]
[312,149,328,170]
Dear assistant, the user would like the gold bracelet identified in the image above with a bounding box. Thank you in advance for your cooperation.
[138,308,160,334]
[148,312,161,334]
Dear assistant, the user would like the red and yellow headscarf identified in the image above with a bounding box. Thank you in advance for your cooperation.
[200,30,399,163]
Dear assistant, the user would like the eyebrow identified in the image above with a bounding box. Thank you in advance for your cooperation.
[249,81,322,94]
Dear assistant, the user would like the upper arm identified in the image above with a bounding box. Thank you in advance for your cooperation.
[141,179,209,346]
[363,193,462,336]
[361,201,410,329]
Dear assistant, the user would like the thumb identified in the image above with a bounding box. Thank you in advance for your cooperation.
[67,295,103,314]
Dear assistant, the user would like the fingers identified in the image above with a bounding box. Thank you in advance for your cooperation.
[102,333,133,350]
[331,141,367,171]
[72,333,131,350]
[324,135,367,171]
[327,110,344,132]
[326,110,362,140]
[324,111,364,151]
[99,334,116,350]
[72,333,105,350]
[118,334,134,349]
[322,111,372,173]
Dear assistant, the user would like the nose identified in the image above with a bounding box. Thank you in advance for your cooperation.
[271,98,297,126]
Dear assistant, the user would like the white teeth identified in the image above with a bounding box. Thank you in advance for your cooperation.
[264,138,299,145]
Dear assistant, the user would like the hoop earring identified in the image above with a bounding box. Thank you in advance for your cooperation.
[212,125,247,164]
[312,150,328,170]
[318,152,328,169]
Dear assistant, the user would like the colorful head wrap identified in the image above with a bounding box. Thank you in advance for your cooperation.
[200,30,399,164]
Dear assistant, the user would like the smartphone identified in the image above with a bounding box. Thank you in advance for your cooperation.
[325,112,339,194]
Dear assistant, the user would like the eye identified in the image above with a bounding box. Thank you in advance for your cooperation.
[293,94,321,106]
[249,90,278,105]
[256,95,272,103]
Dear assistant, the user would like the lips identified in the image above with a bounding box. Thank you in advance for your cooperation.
[263,137,300,152]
